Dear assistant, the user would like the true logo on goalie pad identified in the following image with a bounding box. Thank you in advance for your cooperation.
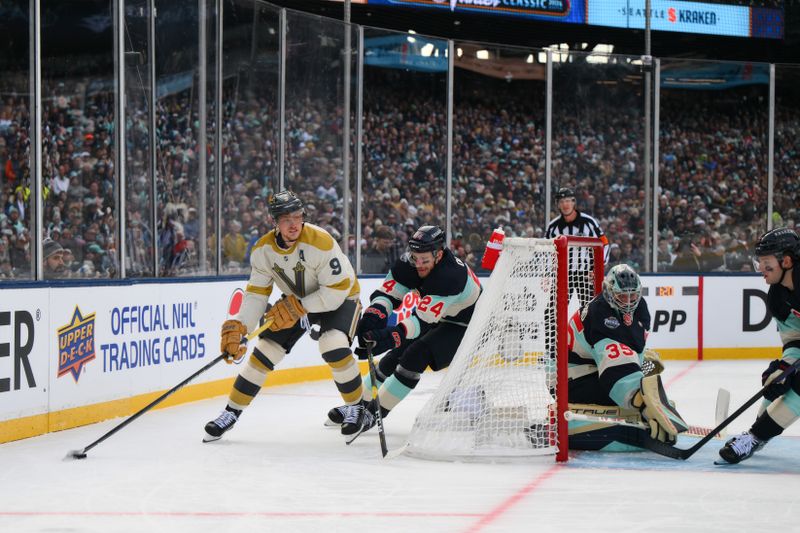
[604,316,620,329]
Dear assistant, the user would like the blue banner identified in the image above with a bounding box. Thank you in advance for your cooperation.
[661,62,770,90]
[364,34,449,72]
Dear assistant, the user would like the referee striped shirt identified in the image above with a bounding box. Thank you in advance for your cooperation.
[545,211,610,270]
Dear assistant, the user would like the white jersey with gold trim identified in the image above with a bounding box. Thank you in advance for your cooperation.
[235,223,359,331]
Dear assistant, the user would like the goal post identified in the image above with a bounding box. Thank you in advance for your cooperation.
[404,236,604,462]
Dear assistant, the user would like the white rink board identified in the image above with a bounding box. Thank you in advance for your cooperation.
[1,279,387,424]
[47,283,237,412]
[703,276,778,349]
[0,289,50,421]
[0,274,781,428]
[640,276,699,350]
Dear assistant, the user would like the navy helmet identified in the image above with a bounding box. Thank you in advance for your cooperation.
[408,225,445,254]
[754,227,800,259]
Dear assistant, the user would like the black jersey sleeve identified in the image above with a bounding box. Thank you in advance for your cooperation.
[368,253,421,312]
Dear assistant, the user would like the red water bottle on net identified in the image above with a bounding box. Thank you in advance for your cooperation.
[480,227,505,271]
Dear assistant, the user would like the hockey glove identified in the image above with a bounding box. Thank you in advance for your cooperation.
[265,294,307,332]
[632,374,689,444]
[220,319,248,363]
[356,305,389,337]
[761,358,798,401]
[355,325,406,358]
[642,348,665,377]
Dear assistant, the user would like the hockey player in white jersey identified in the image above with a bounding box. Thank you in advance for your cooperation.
[204,190,365,443]
[567,264,689,450]
[718,228,800,464]
[326,225,482,440]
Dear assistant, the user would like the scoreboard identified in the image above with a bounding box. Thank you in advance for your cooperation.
[357,0,784,39]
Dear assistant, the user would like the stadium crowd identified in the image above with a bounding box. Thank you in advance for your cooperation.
[2,60,799,280]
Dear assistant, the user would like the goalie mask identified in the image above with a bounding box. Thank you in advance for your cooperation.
[603,264,642,319]
[268,190,304,220]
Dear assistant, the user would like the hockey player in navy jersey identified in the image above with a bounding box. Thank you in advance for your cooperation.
[326,225,482,440]
[567,264,689,451]
[718,228,800,464]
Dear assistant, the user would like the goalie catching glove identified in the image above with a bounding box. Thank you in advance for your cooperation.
[642,348,665,377]
[265,294,307,332]
[632,374,689,444]
[220,319,248,363]
[761,358,798,401]
[354,325,406,358]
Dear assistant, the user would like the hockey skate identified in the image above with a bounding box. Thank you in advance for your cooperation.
[325,404,349,427]
[717,431,766,464]
[342,402,376,444]
[203,408,241,442]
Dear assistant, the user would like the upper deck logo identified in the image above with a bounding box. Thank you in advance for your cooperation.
[57,307,96,382]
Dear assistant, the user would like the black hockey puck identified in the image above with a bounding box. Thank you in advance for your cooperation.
[65,449,87,460]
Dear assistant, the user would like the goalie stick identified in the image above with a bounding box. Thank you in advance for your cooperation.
[65,316,275,460]
[564,387,731,439]
[639,359,800,460]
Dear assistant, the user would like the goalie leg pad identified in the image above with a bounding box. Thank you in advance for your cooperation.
[568,423,647,452]
[633,374,689,444]
[319,330,363,405]
[567,403,647,451]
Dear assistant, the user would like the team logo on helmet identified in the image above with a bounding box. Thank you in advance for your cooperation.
[408,225,445,253]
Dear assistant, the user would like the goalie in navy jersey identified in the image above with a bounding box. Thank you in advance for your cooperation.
[567,264,689,451]
[718,228,800,464]
[326,225,482,440]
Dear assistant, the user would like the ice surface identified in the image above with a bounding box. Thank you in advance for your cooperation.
[1,360,798,533]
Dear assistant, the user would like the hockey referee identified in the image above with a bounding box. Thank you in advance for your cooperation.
[545,187,609,306]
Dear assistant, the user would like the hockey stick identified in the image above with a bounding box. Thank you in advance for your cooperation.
[640,359,800,460]
[65,316,274,460]
[362,340,388,457]
[714,388,731,438]
[565,390,729,439]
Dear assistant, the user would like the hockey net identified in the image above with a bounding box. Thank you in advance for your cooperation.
[404,236,604,462]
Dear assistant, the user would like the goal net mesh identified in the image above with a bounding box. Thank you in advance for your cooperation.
[404,237,599,461]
